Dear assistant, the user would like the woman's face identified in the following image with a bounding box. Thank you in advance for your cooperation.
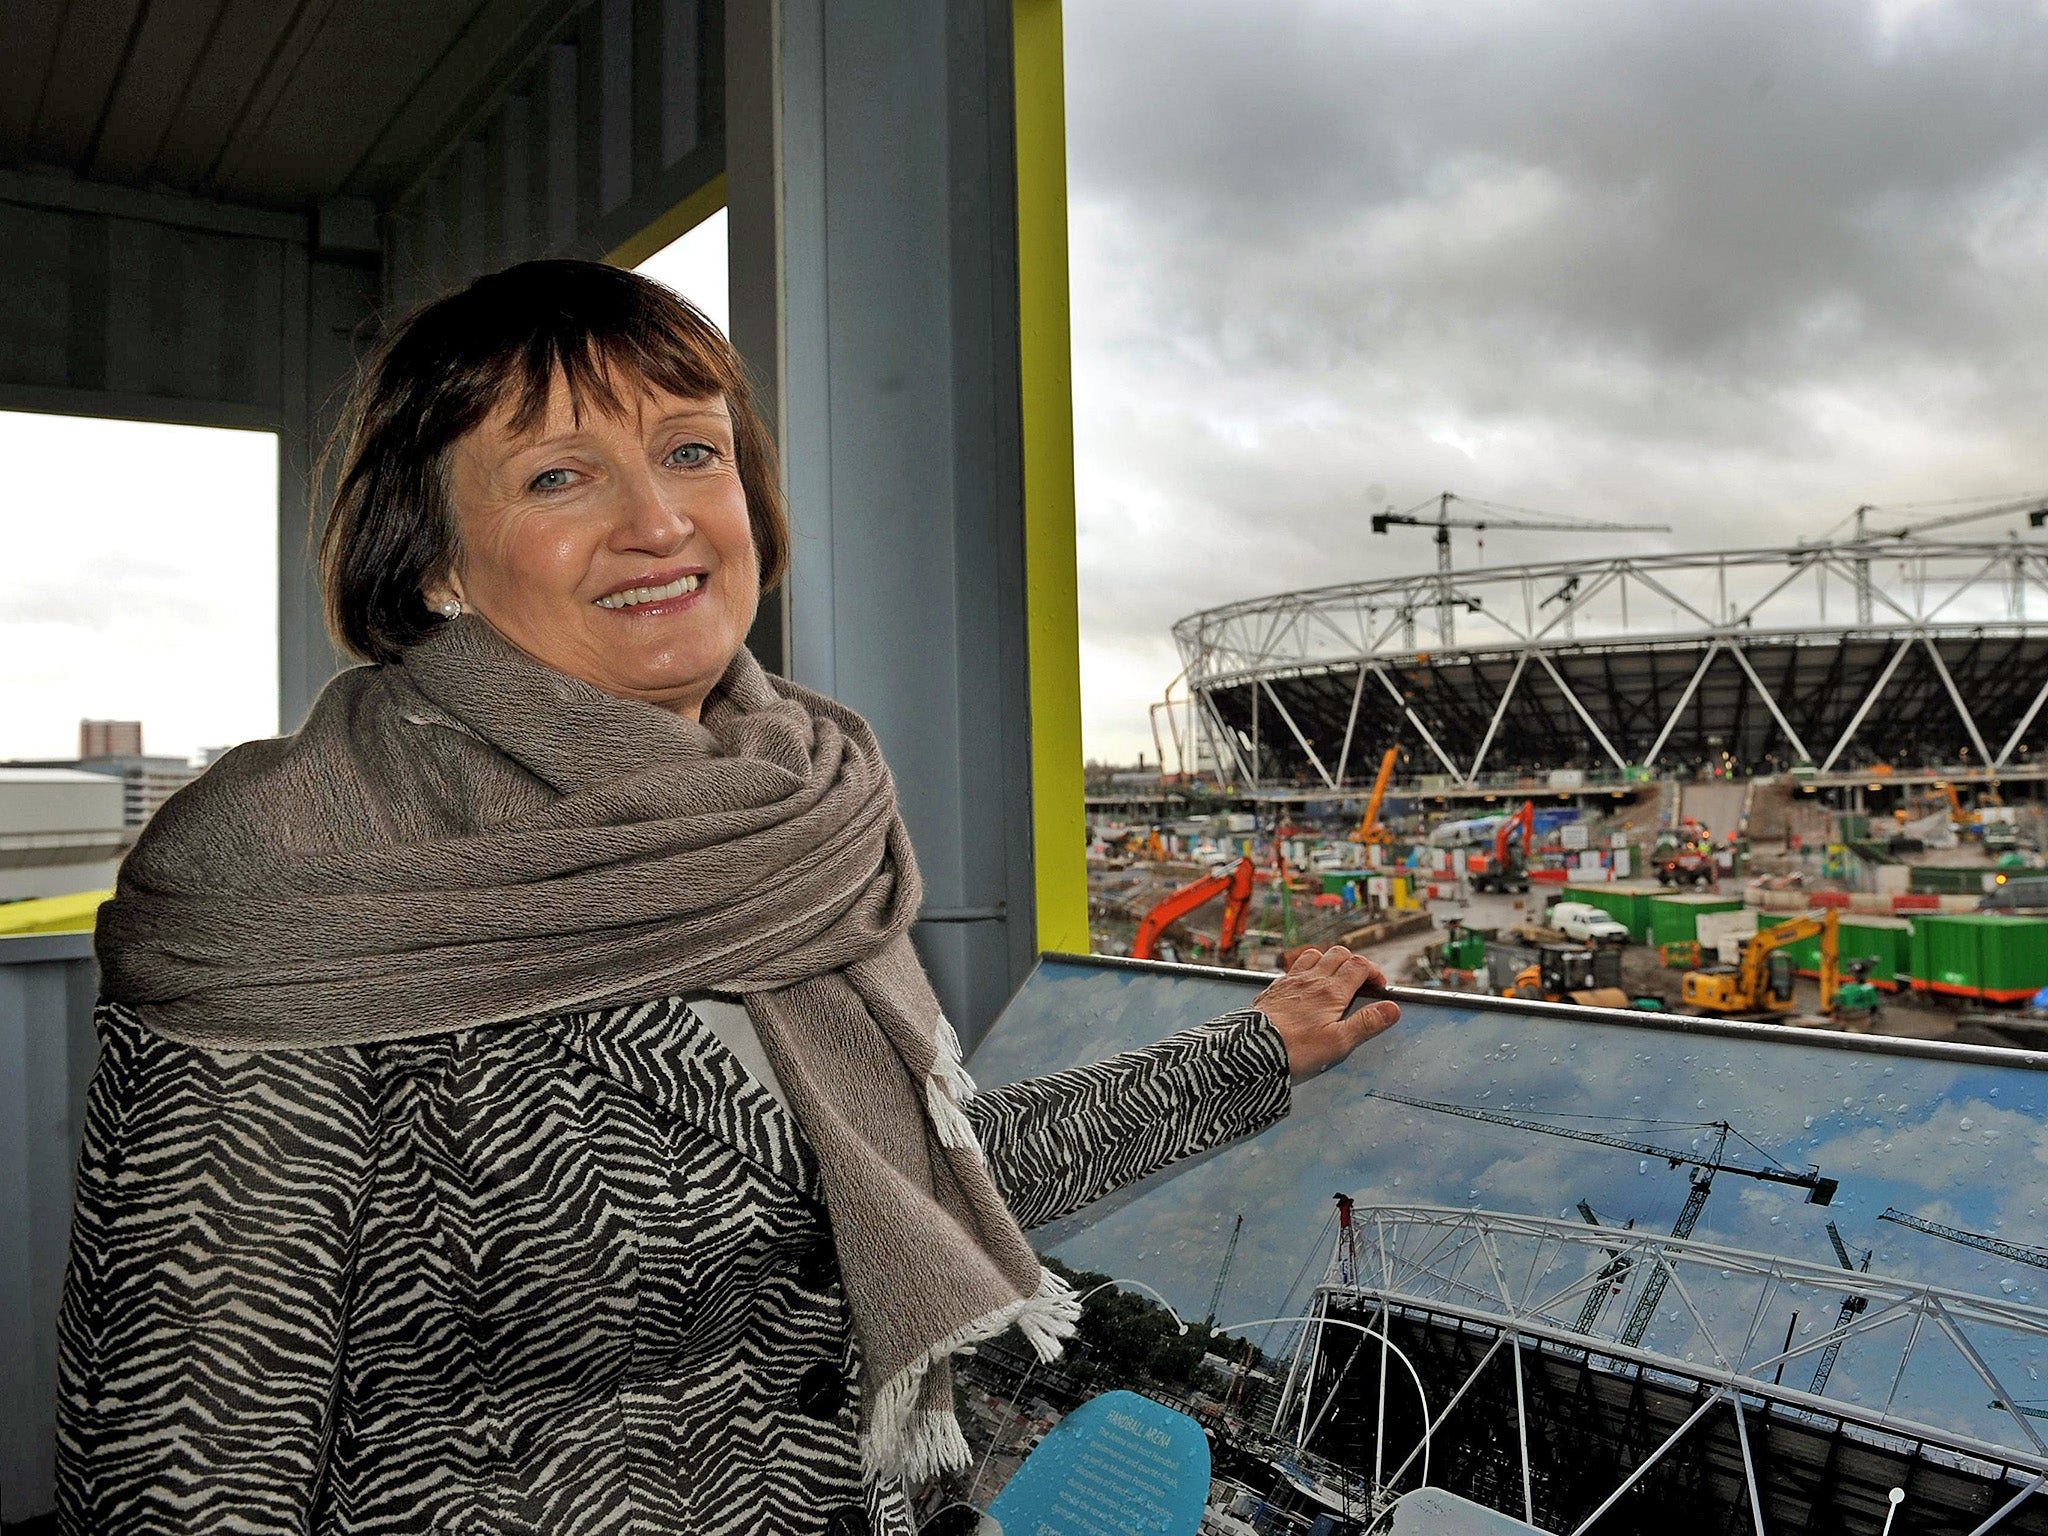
[433,372,759,719]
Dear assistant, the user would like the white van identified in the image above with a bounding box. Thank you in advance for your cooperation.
[1547,901,1630,944]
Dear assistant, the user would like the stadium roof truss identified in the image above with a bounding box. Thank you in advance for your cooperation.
[1276,1204,2048,1533]
[1170,540,2048,788]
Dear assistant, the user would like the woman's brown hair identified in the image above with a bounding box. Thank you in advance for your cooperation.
[318,258,786,664]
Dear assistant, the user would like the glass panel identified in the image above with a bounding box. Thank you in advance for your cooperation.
[970,955,2048,1478]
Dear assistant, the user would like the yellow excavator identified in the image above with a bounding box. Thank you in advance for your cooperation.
[1351,747,1400,845]
[1682,910,1840,1015]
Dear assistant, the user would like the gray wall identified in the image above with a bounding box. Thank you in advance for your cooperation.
[0,934,97,1526]
[728,0,1041,1046]
[383,0,725,314]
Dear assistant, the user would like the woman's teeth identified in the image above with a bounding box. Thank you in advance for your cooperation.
[596,574,701,609]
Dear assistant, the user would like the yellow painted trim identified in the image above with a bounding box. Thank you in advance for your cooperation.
[604,172,728,270]
[1013,0,1089,956]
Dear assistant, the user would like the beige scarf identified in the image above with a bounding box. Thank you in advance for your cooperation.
[94,615,1078,1484]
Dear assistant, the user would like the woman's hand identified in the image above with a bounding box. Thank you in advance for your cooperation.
[1252,945,1401,1080]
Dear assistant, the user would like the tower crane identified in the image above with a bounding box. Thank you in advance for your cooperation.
[1853,492,2048,542]
[1205,1214,1244,1328]
[1847,493,2048,624]
[1369,1090,1834,1350]
[1808,1220,1872,1397]
[1369,492,1672,645]
[1572,1202,1636,1336]
[1878,1207,2048,1272]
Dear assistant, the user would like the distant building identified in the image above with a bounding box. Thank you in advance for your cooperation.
[79,719,144,759]
[7,720,204,832]
[0,768,128,902]
[73,755,204,829]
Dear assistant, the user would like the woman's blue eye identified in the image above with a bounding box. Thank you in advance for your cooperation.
[530,468,574,492]
[668,442,714,467]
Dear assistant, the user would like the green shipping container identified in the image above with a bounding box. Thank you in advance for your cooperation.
[1908,866,1997,897]
[1980,916,2048,1000]
[1561,881,1664,943]
[1908,912,2048,1001]
[1649,893,1744,951]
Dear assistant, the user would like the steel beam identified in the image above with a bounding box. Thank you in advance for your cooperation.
[1260,679,1337,790]
[1819,636,1914,772]
[1333,666,1370,786]
[1371,666,1468,785]
[1730,1392,1768,1536]
[1535,652,1629,772]
[1510,1330,1535,1524]
[1727,642,1814,765]
[1644,643,1721,768]
[1996,670,2048,768]
[1923,636,1996,768]
[1965,1471,2048,1536]
[1467,652,1530,781]
[1566,1390,1732,1536]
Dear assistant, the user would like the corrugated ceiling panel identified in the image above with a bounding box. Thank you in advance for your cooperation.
[145,0,312,195]
[24,0,149,168]
[85,0,240,185]
[0,2,70,160]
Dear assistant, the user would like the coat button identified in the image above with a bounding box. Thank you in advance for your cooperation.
[795,1239,840,1291]
[822,1509,870,1536]
[795,1362,848,1419]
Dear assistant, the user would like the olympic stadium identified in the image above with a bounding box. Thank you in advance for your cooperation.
[1165,538,2048,796]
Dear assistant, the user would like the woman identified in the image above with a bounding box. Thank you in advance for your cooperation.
[58,259,1399,1535]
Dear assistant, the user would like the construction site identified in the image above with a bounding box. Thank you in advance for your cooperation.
[1089,494,2048,1052]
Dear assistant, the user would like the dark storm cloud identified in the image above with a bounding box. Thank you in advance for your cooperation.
[1065,0,2048,756]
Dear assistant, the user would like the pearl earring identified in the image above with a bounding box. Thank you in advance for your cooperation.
[437,598,463,618]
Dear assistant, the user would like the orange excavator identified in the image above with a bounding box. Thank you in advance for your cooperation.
[1131,859,1257,964]
[1351,747,1400,845]
[1471,799,1536,893]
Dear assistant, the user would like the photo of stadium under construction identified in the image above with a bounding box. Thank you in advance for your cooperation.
[966,956,2048,1536]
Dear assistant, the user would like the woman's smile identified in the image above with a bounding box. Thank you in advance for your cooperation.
[592,566,710,615]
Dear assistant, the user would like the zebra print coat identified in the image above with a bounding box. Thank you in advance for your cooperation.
[55,995,1291,1535]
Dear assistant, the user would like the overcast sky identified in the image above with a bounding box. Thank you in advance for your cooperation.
[0,413,277,761]
[7,3,2048,764]
[1065,0,2048,764]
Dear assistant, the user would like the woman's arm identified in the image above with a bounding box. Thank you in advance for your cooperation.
[56,1003,377,1535]
[962,946,1400,1232]
[961,1010,1291,1230]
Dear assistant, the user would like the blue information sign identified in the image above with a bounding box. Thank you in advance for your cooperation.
[983,1391,1211,1536]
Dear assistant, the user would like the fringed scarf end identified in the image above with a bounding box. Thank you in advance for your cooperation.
[924,1011,983,1152]
[860,1266,1083,1486]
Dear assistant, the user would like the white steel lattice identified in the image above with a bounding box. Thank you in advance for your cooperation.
[1167,539,2048,788]
[1264,1204,2048,1534]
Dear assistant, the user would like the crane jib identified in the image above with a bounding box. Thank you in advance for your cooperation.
[1368,1090,1835,1204]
